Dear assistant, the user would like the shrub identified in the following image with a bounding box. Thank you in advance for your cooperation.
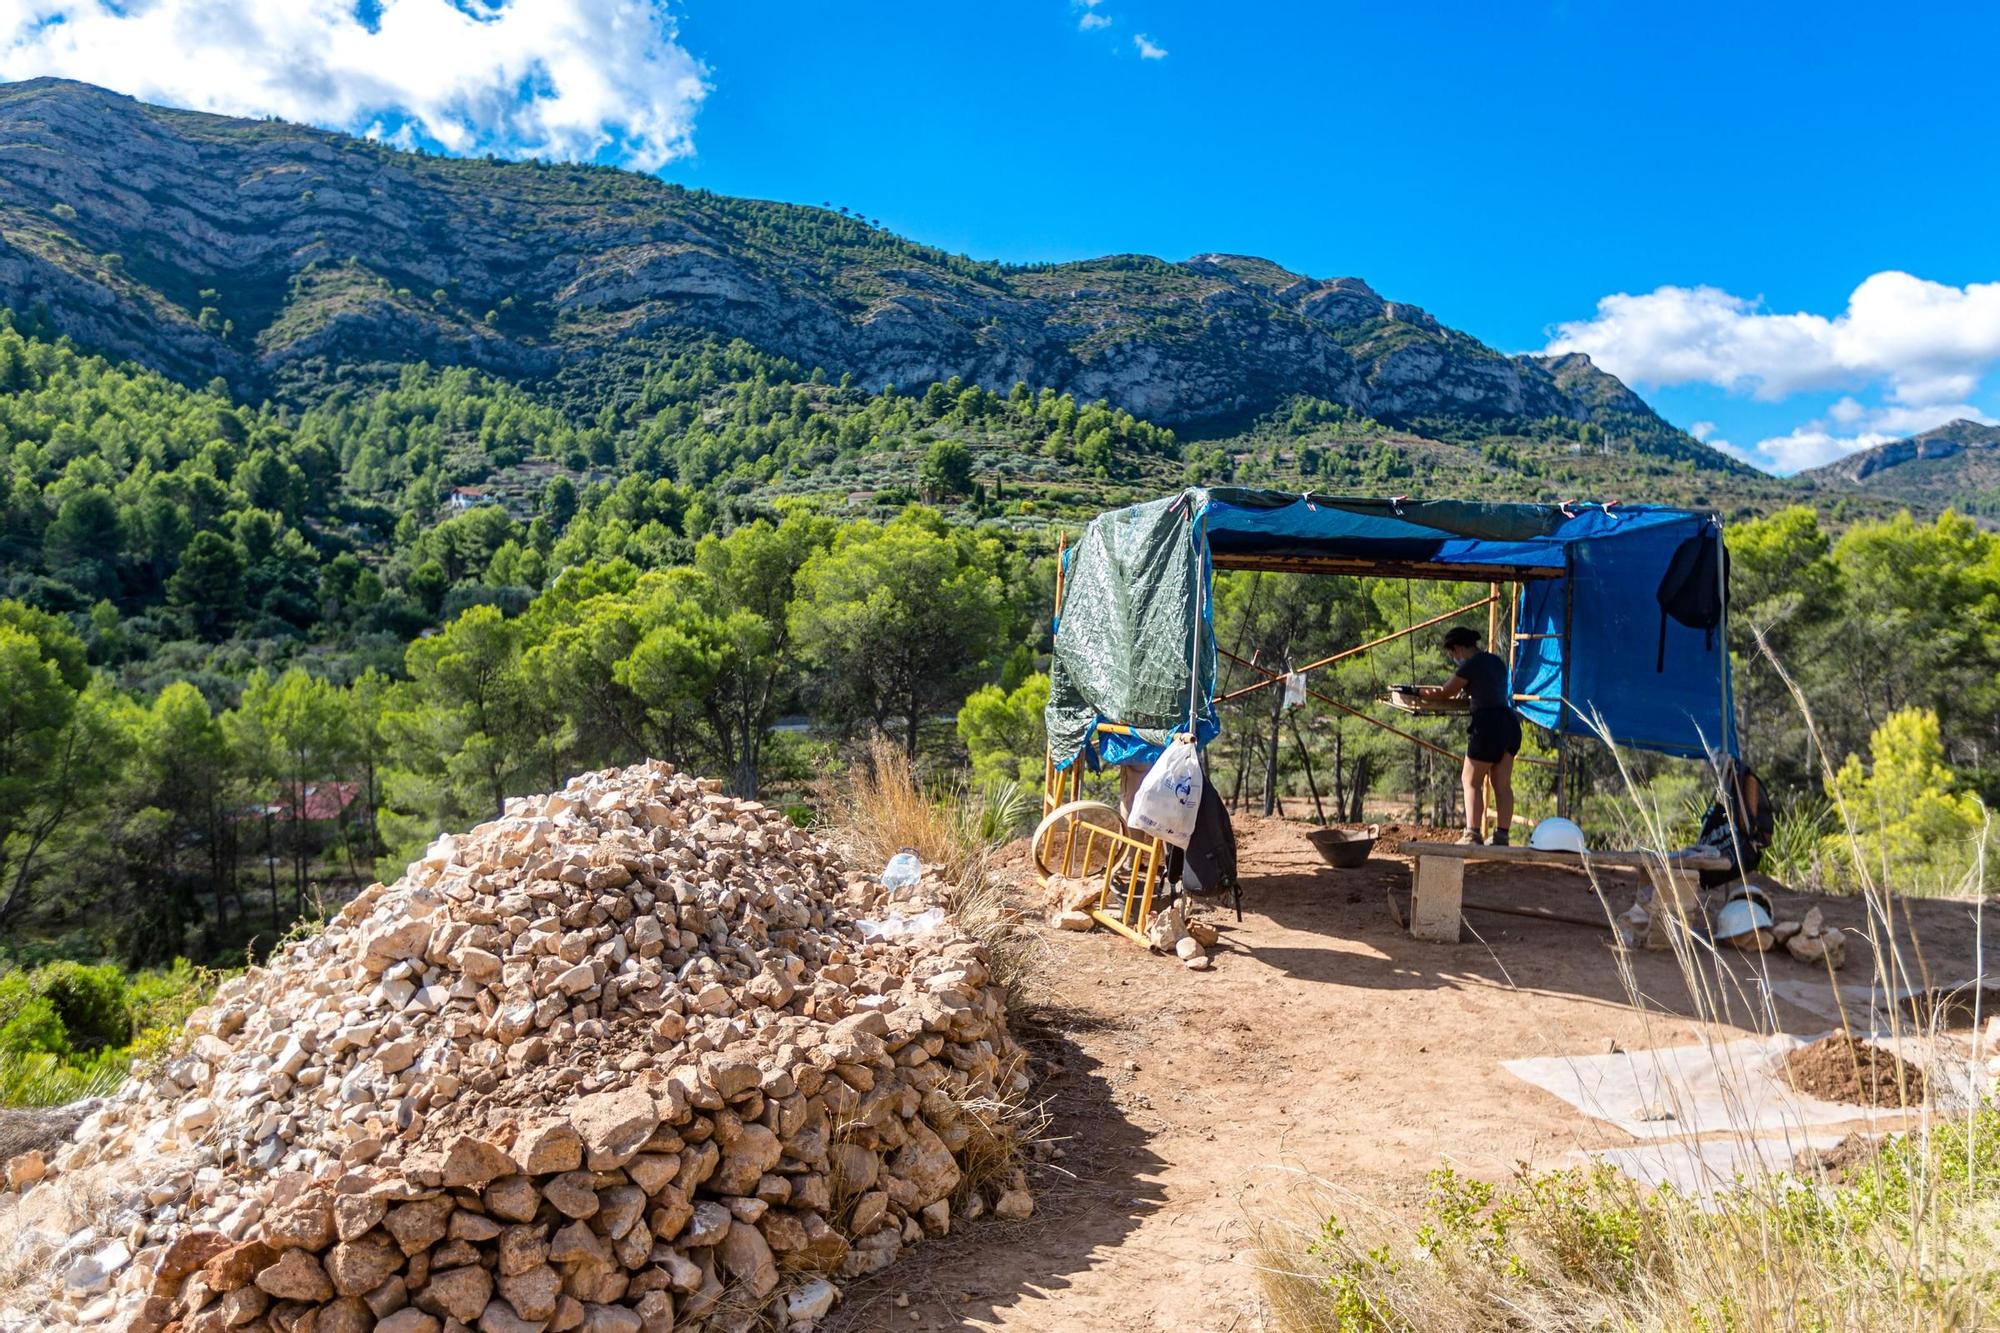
[0,1048,128,1107]
[1762,797,1831,889]
[1823,707,1988,891]
[956,672,1050,790]
[34,962,132,1050]
[0,996,69,1057]
[0,958,222,1105]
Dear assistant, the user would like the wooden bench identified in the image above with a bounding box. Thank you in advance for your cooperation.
[1403,842,1733,945]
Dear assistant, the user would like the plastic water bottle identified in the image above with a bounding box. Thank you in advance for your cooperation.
[880,849,921,890]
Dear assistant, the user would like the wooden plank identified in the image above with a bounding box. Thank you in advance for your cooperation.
[1643,863,1702,950]
[1405,842,1730,871]
[1409,855,1465,942]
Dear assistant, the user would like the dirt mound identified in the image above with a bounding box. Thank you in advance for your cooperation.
[3,761,1031,1332]
[1792,1132,1885,1182]
[1370,823,1464,856]
[1782,1034,1926,1108]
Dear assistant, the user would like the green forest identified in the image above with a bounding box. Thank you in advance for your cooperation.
[2,307,1998,1100]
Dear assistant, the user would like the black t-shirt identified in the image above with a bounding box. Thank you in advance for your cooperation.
[1451,650,1511,711]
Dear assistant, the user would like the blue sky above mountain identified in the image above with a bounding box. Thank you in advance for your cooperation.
[2,0,1995,475]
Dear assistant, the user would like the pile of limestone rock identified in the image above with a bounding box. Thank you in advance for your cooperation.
[2,761,1033,1333]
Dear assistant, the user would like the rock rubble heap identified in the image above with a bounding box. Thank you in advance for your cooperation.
[5,761,1032,1332]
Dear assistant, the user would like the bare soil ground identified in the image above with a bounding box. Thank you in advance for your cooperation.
[824,813,1988,1333]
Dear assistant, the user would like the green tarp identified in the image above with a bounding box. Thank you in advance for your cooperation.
[1047,494,1218,771]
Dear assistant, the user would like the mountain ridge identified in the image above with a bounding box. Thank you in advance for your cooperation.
[1803,418,2000,484]
[1799,418,2000,520]
[0,77,1742,472]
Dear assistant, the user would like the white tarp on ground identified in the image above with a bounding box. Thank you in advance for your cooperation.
[1506,1032,1981,1196]
[1503,1033,1979,1142]
[1594,1133,1852,1196]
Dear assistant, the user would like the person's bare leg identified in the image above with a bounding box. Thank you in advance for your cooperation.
[1491,751,1516,835]
[1462,757,1490,838]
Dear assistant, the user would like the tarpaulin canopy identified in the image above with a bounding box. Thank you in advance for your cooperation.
[1047,488,1737,770]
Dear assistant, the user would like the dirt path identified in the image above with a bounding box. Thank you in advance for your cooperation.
[824,815,1986,1332]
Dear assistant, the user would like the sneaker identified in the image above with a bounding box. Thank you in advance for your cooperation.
[1456,828,1483,846]
[1491,828,1511,847]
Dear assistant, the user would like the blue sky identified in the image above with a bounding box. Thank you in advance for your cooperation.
[5,0,1999,472]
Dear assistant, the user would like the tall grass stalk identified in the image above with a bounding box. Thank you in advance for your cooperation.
[1254,636,1996,1330]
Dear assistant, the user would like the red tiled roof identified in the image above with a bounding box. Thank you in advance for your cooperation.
[275,781,362,822]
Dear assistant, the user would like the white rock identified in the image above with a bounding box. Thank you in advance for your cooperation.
[175,1099,218,1135]
[786,1277,839,1321]
[63,1241,130,1296]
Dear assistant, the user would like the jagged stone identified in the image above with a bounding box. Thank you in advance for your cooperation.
[515,1120,585,1175]
[548,1219,608,1266]
[333,1194,390,1243]
[255,1250,334,1303]
[264,1193,336,1252]
[416,1265,493,1323]
[377,1311,442,1333]
[442,1135,521,1188]
[497,1265,563,1322]
[151,1231,233,1289]
[542,1171,601,1219]
[680,1202,731,1248]
[325,1236,404,1297]
[716,1221,778,1299]
[569,1087,659,1170]
[486,1175,543,1223]
[202,1241,278,1293]
[386,1197,457,1254]
[498,1223,552,1276]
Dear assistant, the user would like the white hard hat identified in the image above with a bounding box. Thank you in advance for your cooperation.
[1528,816,1587,854]
[1714,889,1773,943]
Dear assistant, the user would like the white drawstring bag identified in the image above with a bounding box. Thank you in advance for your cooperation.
[1127,733,1203,847]
[1126,506,1208,850]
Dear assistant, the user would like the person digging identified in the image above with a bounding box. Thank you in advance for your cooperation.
[1419,625,1521,845]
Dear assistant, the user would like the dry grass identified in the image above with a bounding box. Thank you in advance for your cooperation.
[947,1045,1052,1207]
[829,737,1046,1003]
[0,1104,92,1161]
[0,1164,121,1325]
[1254,645,2000,1332]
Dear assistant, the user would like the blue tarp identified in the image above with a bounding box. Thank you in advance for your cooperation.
[1048,488,1737,769]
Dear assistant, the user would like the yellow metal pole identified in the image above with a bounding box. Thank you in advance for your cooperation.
[1089,908,1154,947]
[1217,645,1554,769]
[1271,591,1499,681]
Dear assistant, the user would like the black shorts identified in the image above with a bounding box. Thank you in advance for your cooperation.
[1466,708,1522,764]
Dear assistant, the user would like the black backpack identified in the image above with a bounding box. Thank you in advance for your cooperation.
[1697,760,1775,884]
[1180,780,1238,898]
[1656,525,1728,671]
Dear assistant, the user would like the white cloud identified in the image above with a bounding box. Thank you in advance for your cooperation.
[1688,420,1717,441]
[1753,427,1895,474]
[1079,11,1113,29]
[1134,32,1169,58]
[1544,272,2000,409]
[0,0,709,171]
[1701,434,1762,468]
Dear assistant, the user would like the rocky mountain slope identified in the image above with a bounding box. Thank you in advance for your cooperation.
[0,79,1729,467]
[1802,419,2000,515]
